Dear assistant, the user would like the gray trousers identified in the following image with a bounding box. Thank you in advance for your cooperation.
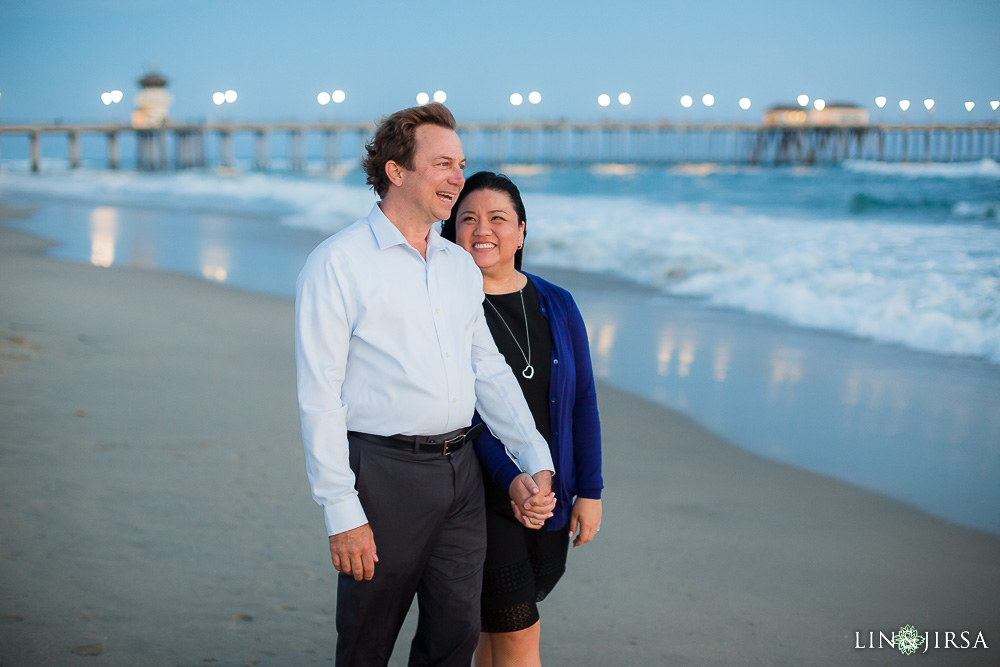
[336,433,487,667]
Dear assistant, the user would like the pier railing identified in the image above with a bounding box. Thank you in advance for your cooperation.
[1,121,998,172]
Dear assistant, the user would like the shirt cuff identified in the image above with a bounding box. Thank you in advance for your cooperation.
[323,496,369,536]
[516,441,555,478]
[575,488,603,500]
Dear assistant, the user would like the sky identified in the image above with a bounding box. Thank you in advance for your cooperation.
[1,0,998,125]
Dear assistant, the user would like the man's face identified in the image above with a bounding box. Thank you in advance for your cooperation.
[395,124,466,224]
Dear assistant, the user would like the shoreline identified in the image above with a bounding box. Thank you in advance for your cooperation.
[2,222,998,665]
[3,198,1000,536]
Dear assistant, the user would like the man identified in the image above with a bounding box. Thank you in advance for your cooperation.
[295,102,556,666]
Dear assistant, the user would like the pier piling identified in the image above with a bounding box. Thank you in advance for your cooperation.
[1,121,997,173]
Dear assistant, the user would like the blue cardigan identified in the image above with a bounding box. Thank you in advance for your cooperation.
[473,272,603,531]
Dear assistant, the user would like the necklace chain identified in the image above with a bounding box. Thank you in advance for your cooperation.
[484,290,534,379]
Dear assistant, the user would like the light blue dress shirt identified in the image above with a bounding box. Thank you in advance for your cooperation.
[295,203,555,536]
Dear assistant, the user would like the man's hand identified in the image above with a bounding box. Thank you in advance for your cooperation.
[509,472,556,529]
[329,523,378,581]
[531,470,553,497]
[568,498,602,548]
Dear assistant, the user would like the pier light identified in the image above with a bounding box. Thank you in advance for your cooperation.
[702,94,715,107]
[738,97,751,110]
[528,91,542,105]
[991,101,999,111]
[510,93,523,106]
[331,89,346,104]
[597,93,611,107]
[101,92,113,105]
[964,101,975,112]
[110,90,123,103]
[317,91,331,105]
[898,99,910,112]
[797,94,809,107]
[224,89,238,103]
[213,91,226,105]
[618,92,632,106]
[923,99,934,111]
[416,92,430,105]
[433,90,447,103]
[680,95,693,108]
[875,96,887,108]
[813,99,826,111]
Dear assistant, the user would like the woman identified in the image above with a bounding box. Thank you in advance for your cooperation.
[442,171,604,667]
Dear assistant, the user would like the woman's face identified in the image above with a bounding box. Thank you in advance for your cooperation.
[454,188,525,275]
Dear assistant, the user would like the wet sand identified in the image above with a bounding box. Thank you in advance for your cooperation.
[1,223,998,665]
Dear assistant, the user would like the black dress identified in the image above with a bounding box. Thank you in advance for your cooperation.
[479,277,570,634]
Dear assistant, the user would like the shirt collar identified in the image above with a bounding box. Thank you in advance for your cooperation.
[368,202,453,256]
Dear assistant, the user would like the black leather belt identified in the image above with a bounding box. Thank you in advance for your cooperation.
[348,423,485,456]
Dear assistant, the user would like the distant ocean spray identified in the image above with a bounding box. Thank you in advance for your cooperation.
[2,160,998,364]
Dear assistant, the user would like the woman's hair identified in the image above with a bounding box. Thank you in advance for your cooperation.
[362,102,456,198]
[441,171,527,270]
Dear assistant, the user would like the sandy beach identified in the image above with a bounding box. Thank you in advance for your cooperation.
[1,220,999,666]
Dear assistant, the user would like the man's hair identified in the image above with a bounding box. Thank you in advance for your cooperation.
[362,102,457,198]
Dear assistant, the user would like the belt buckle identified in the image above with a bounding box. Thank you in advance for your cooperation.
[441,432,465,456]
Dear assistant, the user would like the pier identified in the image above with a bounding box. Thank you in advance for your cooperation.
[1,121,998,173]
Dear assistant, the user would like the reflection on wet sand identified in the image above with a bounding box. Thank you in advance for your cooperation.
[89,206,118,268]
[200,244,230,283]
[575,289,1000,534]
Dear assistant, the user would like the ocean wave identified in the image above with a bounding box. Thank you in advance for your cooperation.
[520,192,1000,364]
[952,200,1000,220]
[843,158,1000,179]
[2,170,998,364]
[846,193,999,221]
[0,170,374,232]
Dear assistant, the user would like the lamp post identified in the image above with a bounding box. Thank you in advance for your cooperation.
[874,95,887,124]
[899,99,910,124]
[597,93,611,122]
[318,90,346,170]
[212,90,238,167]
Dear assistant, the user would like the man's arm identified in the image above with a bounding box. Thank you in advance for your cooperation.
[295,250,374,576]
[468,303,555,477]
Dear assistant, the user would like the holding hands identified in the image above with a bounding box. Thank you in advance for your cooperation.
[508,470,556,529]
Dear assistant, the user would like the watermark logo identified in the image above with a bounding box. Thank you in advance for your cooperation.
[895,625,925,655]
[854,625,988,655]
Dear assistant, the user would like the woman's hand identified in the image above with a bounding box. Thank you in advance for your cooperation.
[509,473,556,529]
[568,498,602,547]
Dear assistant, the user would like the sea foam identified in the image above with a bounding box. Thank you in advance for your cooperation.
[2,169,998,364]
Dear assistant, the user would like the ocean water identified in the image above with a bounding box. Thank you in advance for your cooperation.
[2,161,998,364]
[2,163,999,534]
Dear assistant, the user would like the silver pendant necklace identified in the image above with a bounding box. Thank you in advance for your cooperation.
[484,290,534,379]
